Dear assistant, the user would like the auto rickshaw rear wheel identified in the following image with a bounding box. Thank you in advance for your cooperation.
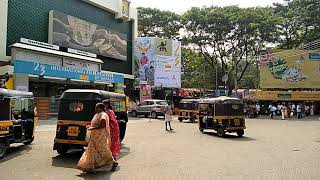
[217,128,225,137]
[199,127,204,133]
[178,117,183,122]
[236,130,244,137]
[0,143,7,159]
[57,144,69,155]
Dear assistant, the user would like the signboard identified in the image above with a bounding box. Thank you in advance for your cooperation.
[67,48,97,58]
[63,58,99,71]
[122,0,130,17]
[49,10,127,61]
[245,91,320,101]
[134,38,181,88]
[260,48,320,88]
[20,38,59,50]
[14,60,124,84]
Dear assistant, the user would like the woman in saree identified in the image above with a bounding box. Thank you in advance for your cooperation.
[103,100,121,160]
[76,103,118,173]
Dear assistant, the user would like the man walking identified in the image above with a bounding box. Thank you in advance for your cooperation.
[256,103,261,117]
[164,102,173,131]
[297,104,302,119]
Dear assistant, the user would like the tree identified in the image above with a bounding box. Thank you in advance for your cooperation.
[137,7,182,39]
[182,6,278,91]
[181,48,220,89]
[274,0,320,49]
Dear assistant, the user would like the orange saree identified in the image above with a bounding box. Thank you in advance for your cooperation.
[76,112,115,172]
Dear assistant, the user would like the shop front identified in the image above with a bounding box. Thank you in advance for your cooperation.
[243,90,320,115]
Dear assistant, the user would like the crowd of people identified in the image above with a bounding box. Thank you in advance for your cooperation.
[245,102,316,120]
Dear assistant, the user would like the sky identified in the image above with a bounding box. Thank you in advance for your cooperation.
[131,0,285,14]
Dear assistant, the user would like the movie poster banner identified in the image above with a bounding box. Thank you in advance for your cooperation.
[134,38,156,86]
[260,49,320,88]
[133,38,181,88]
[49,10,127,61]
[140,83,152,102]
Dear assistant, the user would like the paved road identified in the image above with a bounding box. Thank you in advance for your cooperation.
[1,117,320,180]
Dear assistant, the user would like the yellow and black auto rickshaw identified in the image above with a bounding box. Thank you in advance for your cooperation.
[0,88,37,158]
[178,98,199,123]
[198,96,246,137]
[53,89,128,155]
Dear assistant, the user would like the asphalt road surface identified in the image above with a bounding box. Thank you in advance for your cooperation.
[1,116,320,180]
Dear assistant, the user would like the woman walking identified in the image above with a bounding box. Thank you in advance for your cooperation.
[103,100,121,160]
[76,103,118,173]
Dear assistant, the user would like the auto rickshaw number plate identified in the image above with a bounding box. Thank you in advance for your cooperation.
[234,119,240,126]
[67,126,79,137]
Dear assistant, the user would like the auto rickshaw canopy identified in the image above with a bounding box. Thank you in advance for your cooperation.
[60,89,126,100]
[199,96,242,104]
[0,88,34,98]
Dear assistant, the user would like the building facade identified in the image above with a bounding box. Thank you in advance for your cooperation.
[0,0,137,97]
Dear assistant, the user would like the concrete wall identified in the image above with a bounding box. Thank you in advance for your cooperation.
[0,0,8,61]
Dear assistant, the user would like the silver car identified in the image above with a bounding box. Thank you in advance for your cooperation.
[131,99,168,119]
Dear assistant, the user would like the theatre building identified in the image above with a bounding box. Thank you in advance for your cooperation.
[0,0,137,118]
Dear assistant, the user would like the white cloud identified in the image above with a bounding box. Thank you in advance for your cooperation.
[132,0,285,14]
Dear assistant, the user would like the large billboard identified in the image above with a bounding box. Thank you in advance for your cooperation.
[260,49,320,88]
[49,10,127,61]
[134,37,181,88]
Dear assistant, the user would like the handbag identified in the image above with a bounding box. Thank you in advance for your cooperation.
[85,129,91,142]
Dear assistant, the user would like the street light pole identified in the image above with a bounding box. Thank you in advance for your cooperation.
[215,65,218,96]
[234,56,238,96]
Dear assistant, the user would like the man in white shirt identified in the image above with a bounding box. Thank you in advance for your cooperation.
[256,103,261,117]
[291,104,296,116]
[297,104,302,119]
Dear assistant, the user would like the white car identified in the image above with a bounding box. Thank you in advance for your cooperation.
[131,99,167,119]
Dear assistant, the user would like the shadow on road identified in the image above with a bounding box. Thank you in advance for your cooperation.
[77,168,115,180]
[51,150,83,168]
[51,144,131,169]
[0,144,32,163]
[204,132,256,141]
[118,144,131,160]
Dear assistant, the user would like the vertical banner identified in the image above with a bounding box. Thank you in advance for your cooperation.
[154,39,181,88]
[134,38,156,86]
[140,83,152,102]
[134,38,181,88]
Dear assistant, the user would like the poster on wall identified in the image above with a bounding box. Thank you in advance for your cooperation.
[49,10,127,61]
[134,38,156,85]
[260,48,320,88]
[140,83,152,102]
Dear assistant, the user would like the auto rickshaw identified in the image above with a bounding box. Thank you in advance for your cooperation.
[178,98,199,122]
[198,96,246,137]
[53,89,128,155]
[0,88,37,158]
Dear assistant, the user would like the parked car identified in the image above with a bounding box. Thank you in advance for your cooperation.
[131,99,168,119]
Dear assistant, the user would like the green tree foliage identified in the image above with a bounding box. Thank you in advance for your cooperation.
[137,7,182,39]
[274,0,320,49]
[137,0,320,90]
